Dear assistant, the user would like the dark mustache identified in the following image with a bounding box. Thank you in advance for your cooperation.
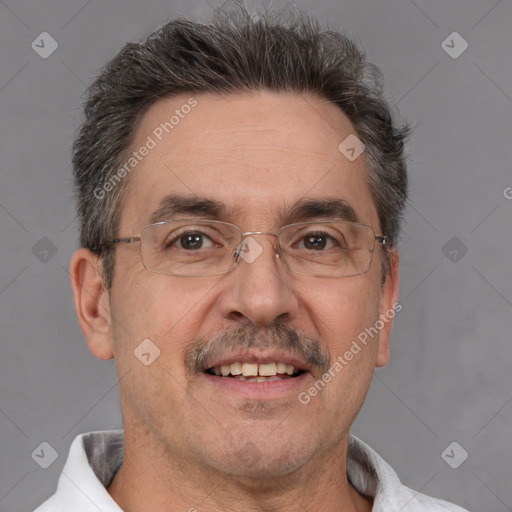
[185,323,330,376]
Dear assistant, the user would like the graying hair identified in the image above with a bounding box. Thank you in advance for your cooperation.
[73,4,410,288]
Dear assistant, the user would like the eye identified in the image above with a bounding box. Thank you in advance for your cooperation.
[167,231,218,250]
[297,232,338,251]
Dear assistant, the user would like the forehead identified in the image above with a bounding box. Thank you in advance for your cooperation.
[119,91,376,232]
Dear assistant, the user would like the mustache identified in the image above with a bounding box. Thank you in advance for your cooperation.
[185,323,330,376]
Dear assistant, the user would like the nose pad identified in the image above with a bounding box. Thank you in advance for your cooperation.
[233,235,281,267]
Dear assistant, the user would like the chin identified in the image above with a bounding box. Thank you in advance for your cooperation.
[196,427,320,480]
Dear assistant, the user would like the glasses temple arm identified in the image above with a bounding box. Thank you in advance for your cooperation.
[108,236,141,246]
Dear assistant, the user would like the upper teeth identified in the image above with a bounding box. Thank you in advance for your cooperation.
[214,362,296,377]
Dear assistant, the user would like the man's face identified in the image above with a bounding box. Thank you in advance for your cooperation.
[106,91,397,478]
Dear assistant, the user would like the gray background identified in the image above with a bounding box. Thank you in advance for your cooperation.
[0,0,511,511]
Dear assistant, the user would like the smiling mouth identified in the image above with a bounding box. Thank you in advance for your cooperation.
[204,362,305,382]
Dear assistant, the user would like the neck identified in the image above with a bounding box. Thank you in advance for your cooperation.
[107,424,373,512]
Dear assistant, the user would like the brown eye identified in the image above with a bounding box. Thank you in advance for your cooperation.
[166,231,217,251]
[303,234,327,250]
[297,232,340,251]
[179,233,205,250]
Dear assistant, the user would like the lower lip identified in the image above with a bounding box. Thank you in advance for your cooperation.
[201,371,310,400]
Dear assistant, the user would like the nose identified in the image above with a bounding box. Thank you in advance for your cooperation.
[219,234,299,327]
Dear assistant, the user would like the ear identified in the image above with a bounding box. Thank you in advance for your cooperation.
[375,249,400,367]
[69,248,114,360]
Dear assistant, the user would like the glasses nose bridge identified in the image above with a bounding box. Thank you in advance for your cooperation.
[234,230,283,262]
[241,230,278,238]
[241,230,280,249]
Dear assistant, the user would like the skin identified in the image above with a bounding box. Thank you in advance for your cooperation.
[70,90,399,512]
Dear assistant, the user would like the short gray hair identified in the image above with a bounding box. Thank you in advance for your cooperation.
[73,4,410,288]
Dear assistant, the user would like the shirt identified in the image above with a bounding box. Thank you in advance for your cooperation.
[33,430,469,511]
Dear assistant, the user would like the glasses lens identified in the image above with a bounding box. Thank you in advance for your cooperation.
[279,221,375,277]
[140,220,241,276]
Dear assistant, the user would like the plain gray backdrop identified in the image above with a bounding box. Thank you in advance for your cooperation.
[1,1,511,511]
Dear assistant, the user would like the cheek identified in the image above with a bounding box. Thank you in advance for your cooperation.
[108,275,208,435]
[298,277,381,400]
[109,272,221,366]
[299,275,381,354]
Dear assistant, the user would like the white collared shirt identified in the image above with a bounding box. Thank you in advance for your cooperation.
[34,430,468,511]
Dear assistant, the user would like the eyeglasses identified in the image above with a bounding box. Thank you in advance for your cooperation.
[107,219,387,278]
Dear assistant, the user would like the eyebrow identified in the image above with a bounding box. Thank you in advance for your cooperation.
[148,194,360,226]
[281,197,359,225]
[149,194,230,225]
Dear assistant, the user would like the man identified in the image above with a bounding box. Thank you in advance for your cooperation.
[34,5,469,512]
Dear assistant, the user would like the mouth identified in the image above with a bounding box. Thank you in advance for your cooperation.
[198,350,314,400]
[204,361,305,382]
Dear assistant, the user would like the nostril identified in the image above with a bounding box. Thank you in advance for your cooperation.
[228,311,245,322]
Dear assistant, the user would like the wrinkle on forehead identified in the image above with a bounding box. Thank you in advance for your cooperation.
[133,91,347,155]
